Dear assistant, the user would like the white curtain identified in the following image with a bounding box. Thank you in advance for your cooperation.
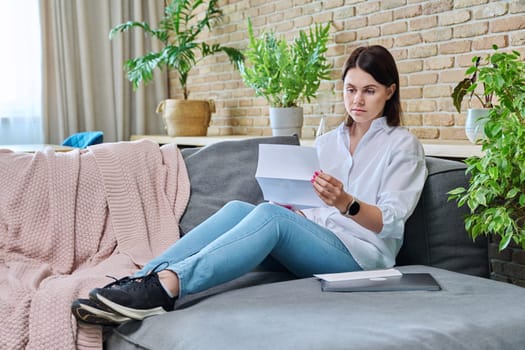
[41,0,167,144]
[0,0,43,145]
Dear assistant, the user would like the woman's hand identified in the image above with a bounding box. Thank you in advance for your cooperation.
[311,171,384,233]
[269,201,306,217]
[311,171,351,213]
[269,201,294,210]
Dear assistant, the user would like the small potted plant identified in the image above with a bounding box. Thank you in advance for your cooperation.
[448,46,525,252]
[239,19,332,137]
[451,56,495,143]
[110,0,244,136]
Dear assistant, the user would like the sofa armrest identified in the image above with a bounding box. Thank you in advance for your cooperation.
[397,156,489,277]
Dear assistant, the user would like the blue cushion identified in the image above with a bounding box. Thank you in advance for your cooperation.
[62,131,103,148]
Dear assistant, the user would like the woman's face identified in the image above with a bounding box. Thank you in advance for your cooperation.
[343,67,395,125]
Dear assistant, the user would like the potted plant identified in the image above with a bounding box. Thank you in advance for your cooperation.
[239,19,332,137]
[448,46,525,253]
[451,56,495,143]
[109,0,243,136]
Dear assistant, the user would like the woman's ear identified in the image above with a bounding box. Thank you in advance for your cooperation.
[386,83,396,100]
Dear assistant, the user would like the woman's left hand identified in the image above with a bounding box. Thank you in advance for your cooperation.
[311,171,350,212]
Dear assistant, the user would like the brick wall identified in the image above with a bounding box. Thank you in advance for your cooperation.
[169,0,525,139]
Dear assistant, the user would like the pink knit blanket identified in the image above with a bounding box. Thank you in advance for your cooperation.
[0,140,190,349]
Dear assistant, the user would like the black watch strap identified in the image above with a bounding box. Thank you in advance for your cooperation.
[344,197,360,216]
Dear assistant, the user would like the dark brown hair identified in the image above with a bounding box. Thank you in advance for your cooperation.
[342,45,401,127]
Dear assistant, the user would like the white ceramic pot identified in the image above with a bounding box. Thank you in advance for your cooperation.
[465,108,490,144]
[269,107,304,138]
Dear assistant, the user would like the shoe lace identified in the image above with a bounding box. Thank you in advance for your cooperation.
[146,261,170,275]
[102,276,133,289]
[106,261,169,288]
[102,262,169,289]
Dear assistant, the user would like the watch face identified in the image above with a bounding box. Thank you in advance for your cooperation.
[348,201,360,216]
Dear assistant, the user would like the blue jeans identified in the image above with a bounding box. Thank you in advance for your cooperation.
[137,200,361,299]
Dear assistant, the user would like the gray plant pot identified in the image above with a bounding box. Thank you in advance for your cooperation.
[269,107,304,138]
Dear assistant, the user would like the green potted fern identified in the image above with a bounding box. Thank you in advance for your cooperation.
[239,19,332,137]
[448,46,525,252]
[110,0,243,136]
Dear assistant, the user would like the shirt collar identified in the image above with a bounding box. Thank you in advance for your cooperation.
[337,117,395,136]
[368,117,395,134]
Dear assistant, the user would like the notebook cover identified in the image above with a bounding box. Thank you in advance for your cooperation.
[320,273,441,292]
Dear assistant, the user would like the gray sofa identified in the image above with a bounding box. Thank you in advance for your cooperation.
[106,136,525,350]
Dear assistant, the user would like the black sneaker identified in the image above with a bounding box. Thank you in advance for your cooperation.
[89,268,175,321]
[71,298,132,326]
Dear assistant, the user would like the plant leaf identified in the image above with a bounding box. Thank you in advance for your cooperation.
[451,78,471,113]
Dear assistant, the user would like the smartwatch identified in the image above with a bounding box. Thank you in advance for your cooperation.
[343,197,360,216]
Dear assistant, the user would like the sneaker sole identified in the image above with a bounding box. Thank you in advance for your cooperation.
[72,300,132,326]
[95,293,167,321]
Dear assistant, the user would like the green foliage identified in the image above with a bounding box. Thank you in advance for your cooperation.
[451,56,494,113]
[239,19,332,108]
[109,0,243,99]
[448,46,525,251]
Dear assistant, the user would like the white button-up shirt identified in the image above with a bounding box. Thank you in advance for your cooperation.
[302,118,427,270]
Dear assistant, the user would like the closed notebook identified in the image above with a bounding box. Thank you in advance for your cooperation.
[320,273,441,292]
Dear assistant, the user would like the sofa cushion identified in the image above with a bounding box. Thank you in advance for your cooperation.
[106,265,525,350]
[179,136,300,235]
[397,157,489,277]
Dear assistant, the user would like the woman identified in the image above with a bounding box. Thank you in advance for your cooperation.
[72,45,427,326]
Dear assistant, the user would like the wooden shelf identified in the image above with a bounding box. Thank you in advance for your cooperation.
[0,144,75,153]
[418,139,483,159]
[130,135,482,159]
[130,135,267,147]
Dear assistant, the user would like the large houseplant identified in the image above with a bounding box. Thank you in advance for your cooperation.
[448,46,525,252]
[239,19,332,137]
[451,56,495,143]
[109,0,243,136]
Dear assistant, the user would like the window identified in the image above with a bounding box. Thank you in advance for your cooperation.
[0,0,42,144]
